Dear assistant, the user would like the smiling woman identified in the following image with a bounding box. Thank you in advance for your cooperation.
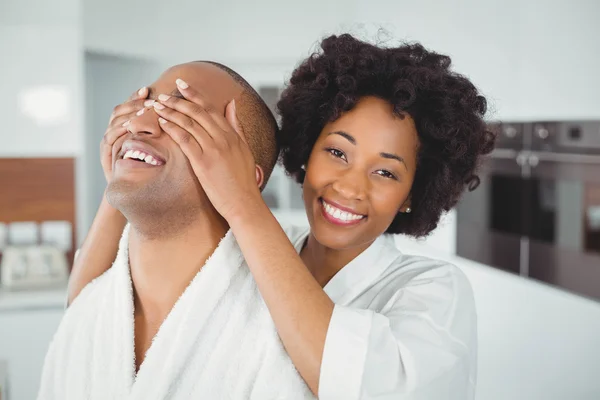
[260,33,496,398]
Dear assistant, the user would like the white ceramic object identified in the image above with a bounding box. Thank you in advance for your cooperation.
[8,222,38,246]
[40,221,72,252]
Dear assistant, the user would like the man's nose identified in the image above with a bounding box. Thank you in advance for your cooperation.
[331,169,368,200]
[127,107,162,137]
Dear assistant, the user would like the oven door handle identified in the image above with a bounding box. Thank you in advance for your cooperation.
[489,149,519,160]
[532,151,600,165]
[490,150,600,165]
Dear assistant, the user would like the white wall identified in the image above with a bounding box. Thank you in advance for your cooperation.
[83,0,357,65]
[0,307,64,400]
[0,0,84,157]
[0,0,88,247]
[82,0,600,121]
[10,0,598,155]
[82,52,164,234]
[515,0,600,120]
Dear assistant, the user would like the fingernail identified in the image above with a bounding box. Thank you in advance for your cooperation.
[153,102,165,110]
[158,117,167,124]
[158,94,170,102]
[176,78,189,89]
[144,100,155,107]
[136,108,145,116]
[138,87,147,96]
[122,120,130,127]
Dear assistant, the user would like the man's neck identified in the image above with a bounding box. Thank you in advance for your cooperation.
[127,210,229,321]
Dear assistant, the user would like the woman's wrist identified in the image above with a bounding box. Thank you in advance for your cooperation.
[227,196,272,231]
[99,190,126,224]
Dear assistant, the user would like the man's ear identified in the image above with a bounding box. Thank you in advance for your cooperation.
[226,99,249,143]
[255,165,265,189]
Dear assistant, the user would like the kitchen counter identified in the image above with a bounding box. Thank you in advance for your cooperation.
[0,286,66,313]
[0,288,65,400]
[393,236,600,400]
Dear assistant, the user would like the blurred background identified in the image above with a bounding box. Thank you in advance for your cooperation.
[1,0,599,398]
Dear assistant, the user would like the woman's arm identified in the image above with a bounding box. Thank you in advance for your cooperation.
[231,205,477,400]
[66,195,126,306]
[228,203,335,396]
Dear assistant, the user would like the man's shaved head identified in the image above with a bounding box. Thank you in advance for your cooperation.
[199,61,279,186]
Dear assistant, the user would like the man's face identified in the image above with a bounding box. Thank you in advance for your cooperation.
[106,62,245,218]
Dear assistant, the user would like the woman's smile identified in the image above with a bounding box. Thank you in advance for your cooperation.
[319,197,367,226]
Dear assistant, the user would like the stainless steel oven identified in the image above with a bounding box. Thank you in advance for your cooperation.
[457,121,600,300]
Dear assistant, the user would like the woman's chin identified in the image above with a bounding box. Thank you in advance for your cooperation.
[309,221,361,251]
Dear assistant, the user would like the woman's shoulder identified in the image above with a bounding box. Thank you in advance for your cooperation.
[373,236,476,329]
[379,235,474,298]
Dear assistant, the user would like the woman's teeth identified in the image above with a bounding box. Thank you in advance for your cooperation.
[322,201,364,222]
[123,149,159,165]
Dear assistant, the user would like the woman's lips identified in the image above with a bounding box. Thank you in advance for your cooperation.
[319,198,366,226]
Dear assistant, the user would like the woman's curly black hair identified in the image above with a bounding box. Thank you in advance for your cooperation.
[276,34,496,237]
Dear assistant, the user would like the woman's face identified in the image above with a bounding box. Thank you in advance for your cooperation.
[303,96,419,251]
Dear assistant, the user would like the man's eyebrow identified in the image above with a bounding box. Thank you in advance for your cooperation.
[170,88,185,99]
[147,87,185,99]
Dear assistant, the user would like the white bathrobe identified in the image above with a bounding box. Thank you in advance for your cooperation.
[38,225,314,400]
[40,223,477,400]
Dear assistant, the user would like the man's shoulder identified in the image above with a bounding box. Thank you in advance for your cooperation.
[52,269,119,355]
[67,268,116,313]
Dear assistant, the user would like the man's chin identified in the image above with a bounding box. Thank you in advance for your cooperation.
[105,179,154,214]
[106,178,199,218]
[106,177,141,195]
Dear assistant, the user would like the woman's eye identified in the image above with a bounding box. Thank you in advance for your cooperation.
[376,170,397,180]
[327,148,347,161]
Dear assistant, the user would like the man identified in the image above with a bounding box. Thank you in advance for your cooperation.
[38,61,313,399]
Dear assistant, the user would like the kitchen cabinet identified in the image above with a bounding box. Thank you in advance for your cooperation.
[0,288,65,400]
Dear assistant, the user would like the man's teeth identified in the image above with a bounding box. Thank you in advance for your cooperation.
[323,201,364,222]
[123,149,159,165]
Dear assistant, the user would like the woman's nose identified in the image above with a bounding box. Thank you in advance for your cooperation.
[331,170,367,200]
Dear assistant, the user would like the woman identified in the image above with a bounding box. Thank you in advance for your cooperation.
[70,34,494,398]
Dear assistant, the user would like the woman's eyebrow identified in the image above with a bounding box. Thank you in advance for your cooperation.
[328,130,356,144]
[380,152,407,170]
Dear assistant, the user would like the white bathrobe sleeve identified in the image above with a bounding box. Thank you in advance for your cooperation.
[318,265,476,400]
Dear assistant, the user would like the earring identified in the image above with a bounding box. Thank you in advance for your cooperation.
[405,207,412,213]
[301,164,306,171]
